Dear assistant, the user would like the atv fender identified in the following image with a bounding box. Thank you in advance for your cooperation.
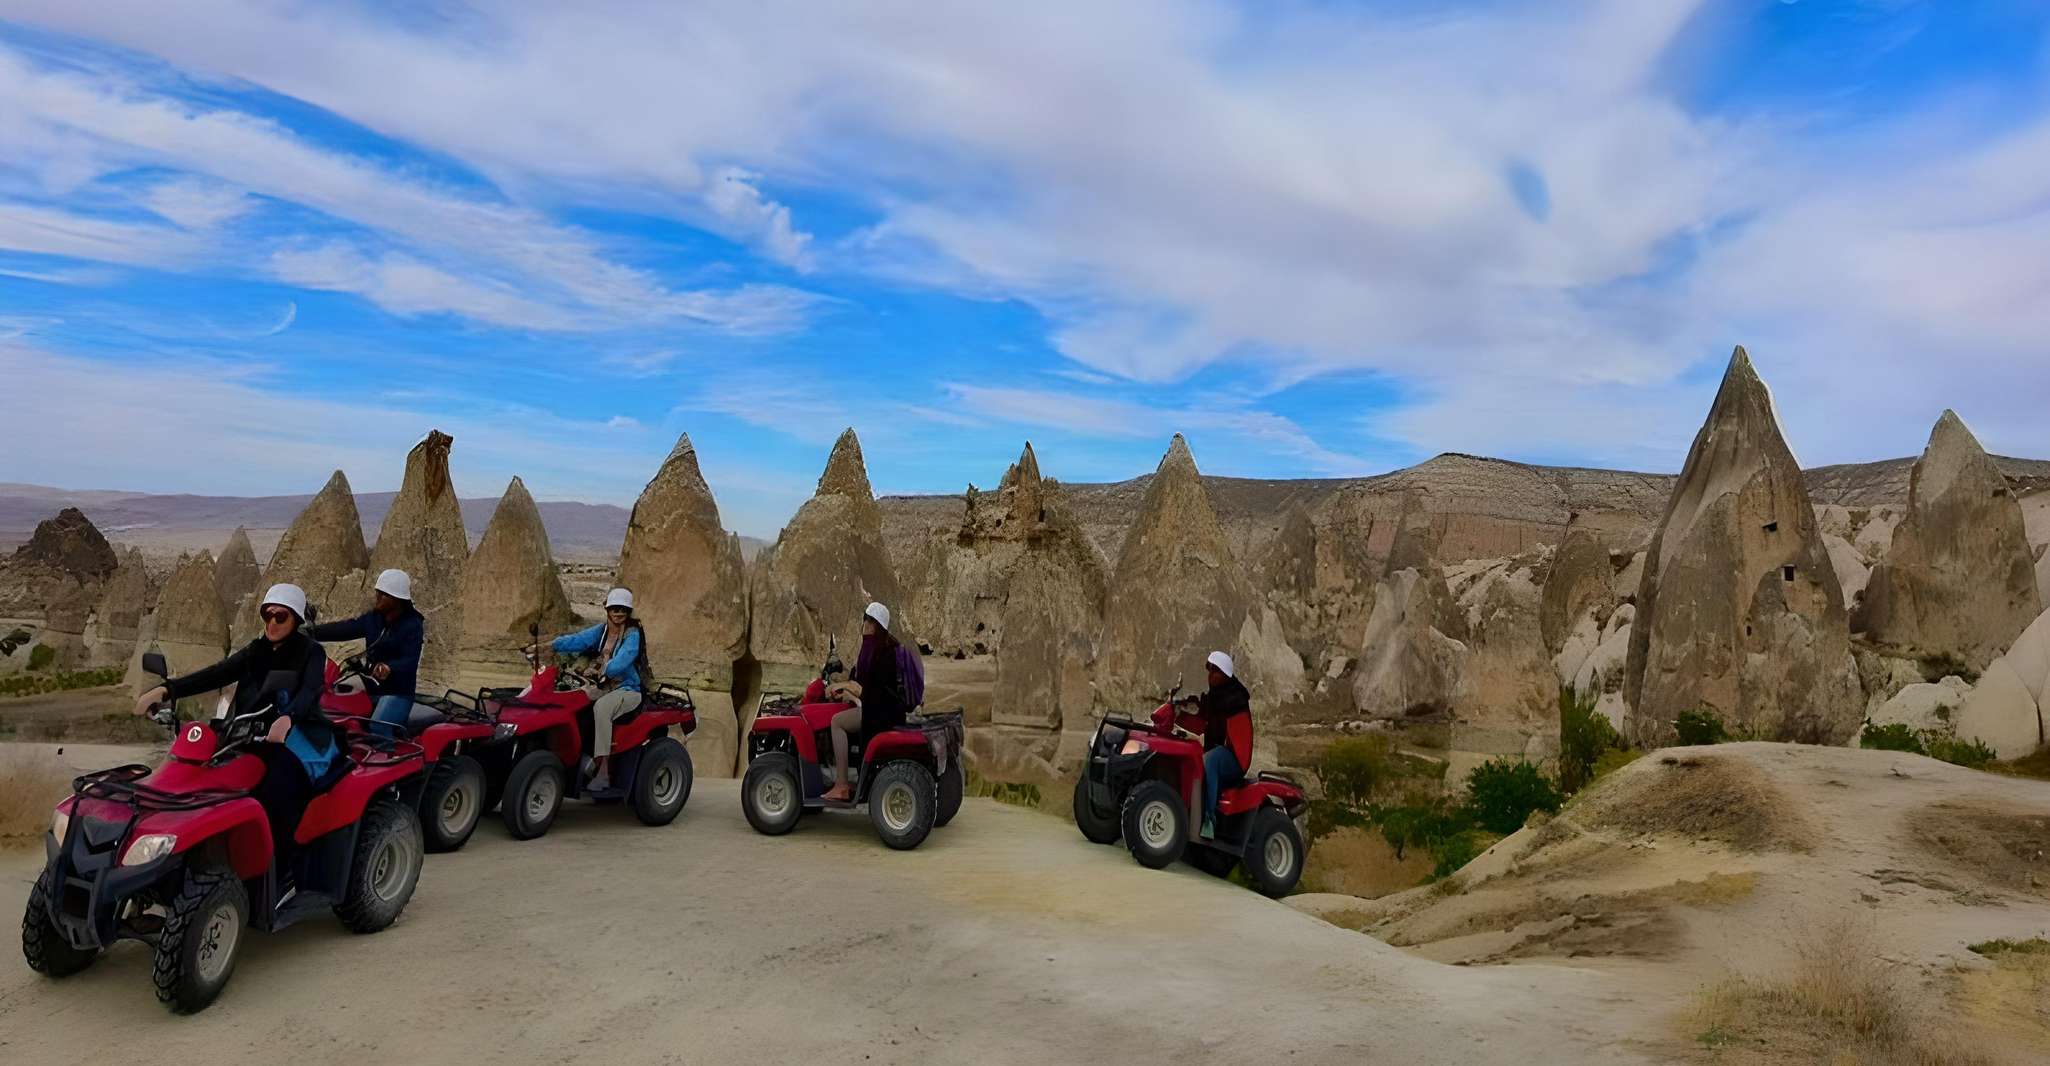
[297,759,423,844]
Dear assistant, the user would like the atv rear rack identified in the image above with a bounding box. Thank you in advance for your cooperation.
[71,764,249,811]
[330,722,427,766]
[419,689,496,724]
[645,681,695,712]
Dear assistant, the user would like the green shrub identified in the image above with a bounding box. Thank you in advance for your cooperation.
[1304,798,1369,840]
[1859,721,1925,754]
[1377,796,1474,862]
[1464,758,1562,835]
[1591,747,1644,781]
[0,665,123,699]
[27,644,55,671]
[1674,707,1731,746]
[1316,734,1400,808]
[1926,735,1998,770]
[1430,830,1499,879]
[1557,684,1619,795]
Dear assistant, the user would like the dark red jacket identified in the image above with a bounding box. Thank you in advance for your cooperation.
[1177,675,1252,770]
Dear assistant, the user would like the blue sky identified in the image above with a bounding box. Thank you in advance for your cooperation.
[1,1,2046,537]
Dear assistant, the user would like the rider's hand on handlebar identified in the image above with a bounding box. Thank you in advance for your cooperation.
[132,686,168,717]
[371,662,391,682]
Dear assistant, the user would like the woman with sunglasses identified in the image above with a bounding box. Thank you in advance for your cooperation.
[132,583,344,871]
[526,587,646,792]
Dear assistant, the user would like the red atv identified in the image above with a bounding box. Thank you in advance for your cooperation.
[21,652,428,1013]
[464,627,697,840]
[322,655,497,853]
[741,639,965,850]
[1073,678,1308,897]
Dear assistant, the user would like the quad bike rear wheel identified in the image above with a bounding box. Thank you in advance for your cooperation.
[1244,807,1305,898]
[1072,778,1121,845]
[935,761,963,828]
[502,750,566,840]
[630,737,692,826]
[741,752,802,836]
[21,868,97,978]
[1121,780,1187,869]
[868,760,938,850]
[420,755,485,852]
[152,864,246,1014]
[335,799,424,932]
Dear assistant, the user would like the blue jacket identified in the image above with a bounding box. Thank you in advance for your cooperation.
[552,624,643,693]
[309,606,425,700]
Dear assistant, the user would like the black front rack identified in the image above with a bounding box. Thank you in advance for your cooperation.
[71,764,249,811]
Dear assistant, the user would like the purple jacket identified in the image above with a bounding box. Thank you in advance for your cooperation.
[854,641,925,709]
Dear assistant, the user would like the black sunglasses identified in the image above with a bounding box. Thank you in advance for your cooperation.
[261,608,294,624]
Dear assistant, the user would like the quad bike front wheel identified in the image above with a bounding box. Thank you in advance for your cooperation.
[21,868,97,978]
[630,737,692,826]
[152,864,247,1014]
[1121,780,1187,869]
[1244,807,1305,898]
[741,752,802,836]
[868,760,937,850]
[420,755,485,852]
[335,799,425,933]
[1072,778,1121,845]
[935,761,963,828]
[502,750,567,840]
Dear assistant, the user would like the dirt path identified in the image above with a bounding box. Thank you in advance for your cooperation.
[1,781,1667,1064]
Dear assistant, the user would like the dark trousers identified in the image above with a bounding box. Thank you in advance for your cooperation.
[253,745,317,869]
[1203,746,1244,827]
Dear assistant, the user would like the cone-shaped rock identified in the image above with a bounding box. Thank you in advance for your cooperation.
[992,451,1109,729]
[906,441,1066,658]
[1539,519,1616,656]
[84,549,156,669]
[617,435,749,687]
[1097,435,1288,709]
[750,429,904,692]
[213,528,261,621]
[0,507,116,615]
[1352,566,1467,720]
[458,478,579,681]
[150,552,231,710]
[1623,347,1860,745]
[250,470,371,638]
[1853,411,2041,671]
[367,431,467,684]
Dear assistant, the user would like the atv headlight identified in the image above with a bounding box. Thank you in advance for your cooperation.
[121,834,177,867]
[49,808,70,841]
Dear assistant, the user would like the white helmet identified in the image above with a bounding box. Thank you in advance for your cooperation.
[373,568,412,601]
[1206,650,1235,678]
[864,602,891,630]
[261,583,308,623]
[605,587,634,610]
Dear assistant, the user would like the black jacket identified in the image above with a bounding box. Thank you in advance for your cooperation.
[164,631,338,753]
[308,606,424,699]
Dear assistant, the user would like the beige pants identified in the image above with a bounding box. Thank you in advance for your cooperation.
[592,689,643,756]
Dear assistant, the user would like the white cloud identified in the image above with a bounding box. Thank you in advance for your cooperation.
[0,199,198,265]
[704,167,813,271]
[142,178,252,229]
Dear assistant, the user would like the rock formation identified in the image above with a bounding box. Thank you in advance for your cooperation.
[1854,411,2042,672]
[213,527,261,620]
[1445,552,1557,758]
[82,549,156,669]
[0,507,117,616]
[1623,347,1862,745]
[614,435,753,776]
[148,552,231,707]
[458,477,579,683]
[367,431,467,684]
[1950,606,2050,759]
[988,445,1110,730]
[1351,567,1467,720]
[749,429,904,693]
[1539,520,1617,657]
[251,470,371,637]
[1096,435,1300,711]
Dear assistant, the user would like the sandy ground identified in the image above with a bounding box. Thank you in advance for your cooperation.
[3,778,1671,1065]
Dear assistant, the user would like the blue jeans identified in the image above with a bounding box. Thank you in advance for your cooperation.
[1203,746,1244,828]
[370,695,412,738]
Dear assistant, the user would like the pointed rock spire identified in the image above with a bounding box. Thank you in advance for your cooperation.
[1623,346,1860,745]
[84,548,156,669]
[214,527,261,619]
[750,428,902,693]
[1096,435,1295,709]
[616,433,749,686]
[1854,409,2040,670]
[459,477,578,679]
[241,470,370,642]
[151,552,230,692]
[368,430,467,683]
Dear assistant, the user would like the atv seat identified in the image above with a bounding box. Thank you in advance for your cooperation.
[402,703,446,735]
[575,704,642,756]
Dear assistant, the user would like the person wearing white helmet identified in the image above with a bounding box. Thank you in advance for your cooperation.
[308,568,425,738]
[132,583,344,867]
[822,602,924,802]
[1171,650,1254,839]
[528,587,646,791]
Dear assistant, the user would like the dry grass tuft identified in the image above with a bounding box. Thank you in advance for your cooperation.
[0,749,74,846]
[1578,752,1815,853]
[1909,802,2050,902]
[1687,918,1990,1065]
